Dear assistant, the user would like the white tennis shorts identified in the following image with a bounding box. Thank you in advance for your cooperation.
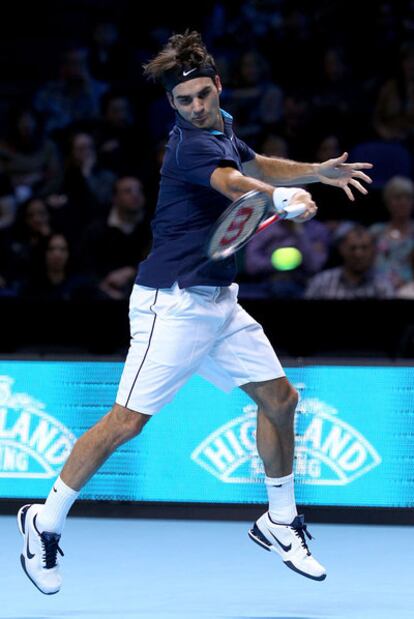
[116,282,285,414]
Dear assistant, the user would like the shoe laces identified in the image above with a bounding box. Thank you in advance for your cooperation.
[291,515,313,556]
[40,532,64,569]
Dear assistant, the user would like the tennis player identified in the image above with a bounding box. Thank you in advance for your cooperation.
[18,31,373,594]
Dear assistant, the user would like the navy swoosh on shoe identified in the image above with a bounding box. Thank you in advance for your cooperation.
[269,531,292,552]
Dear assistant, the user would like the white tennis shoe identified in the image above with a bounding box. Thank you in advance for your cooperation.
[248,511,326,581]
[17,504,63,595]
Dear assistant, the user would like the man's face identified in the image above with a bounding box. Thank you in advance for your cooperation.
[386,190,414,220]
[340,231,375,274]
[114,178,145,213]
[168,76,222,130]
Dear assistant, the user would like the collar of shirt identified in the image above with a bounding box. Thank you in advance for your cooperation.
[175,108,233,138]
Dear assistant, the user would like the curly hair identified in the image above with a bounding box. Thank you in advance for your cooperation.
[143,30,216,83]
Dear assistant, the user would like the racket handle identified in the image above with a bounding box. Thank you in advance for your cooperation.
[272,188,308,220]
[281,202,307,220]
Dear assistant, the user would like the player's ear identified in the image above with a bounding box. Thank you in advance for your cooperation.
[214,75,223,95]
[167,92,177,110]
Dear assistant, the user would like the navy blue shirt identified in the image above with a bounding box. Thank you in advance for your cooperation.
[136,109,255,288]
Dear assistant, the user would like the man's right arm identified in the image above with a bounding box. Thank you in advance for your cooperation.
[210,166,273,202]
[210,166,317,223]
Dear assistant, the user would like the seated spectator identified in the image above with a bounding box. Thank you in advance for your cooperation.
[34,46,108,136]
[373,41,414,142]
[397,250,414,298]
[312,47,355,135]
[3,197,53,284]
[244,219,331,298]
[53,131,116,236]
[305,224,393,299]
[96,93,143,175]
[370,176,414,290]
[77,176,151,299]
[309,134,351,225]
[21,233,97,301]
[258,133,289,158]
[0,105,62,201]
[227,50,284,148]
[89,22,130,85]
[270,92,315,160]
[315,134,342,163]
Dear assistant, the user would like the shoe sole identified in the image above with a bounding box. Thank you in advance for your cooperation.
[19,554,59,595]
[17,504,60,595]
[248,524,326,582]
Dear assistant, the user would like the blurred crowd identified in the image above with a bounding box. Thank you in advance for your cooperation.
[1,0,414,301]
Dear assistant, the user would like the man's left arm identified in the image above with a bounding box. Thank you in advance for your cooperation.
[243,151,373,201]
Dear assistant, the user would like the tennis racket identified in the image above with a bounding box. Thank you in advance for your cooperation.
[206,190,306,261]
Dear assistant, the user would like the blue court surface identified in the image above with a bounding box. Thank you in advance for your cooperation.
[1,516,413,619]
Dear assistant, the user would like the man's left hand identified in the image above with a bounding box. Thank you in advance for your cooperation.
[317,152,373,201]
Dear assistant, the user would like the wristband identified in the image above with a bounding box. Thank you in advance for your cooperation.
[272,187,307,220]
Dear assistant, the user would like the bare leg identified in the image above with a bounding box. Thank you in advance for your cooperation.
[61,403,151,491]
[242,377,298,477]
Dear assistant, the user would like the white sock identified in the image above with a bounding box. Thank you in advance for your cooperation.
[265,473,298,524]
[37,476,79,534]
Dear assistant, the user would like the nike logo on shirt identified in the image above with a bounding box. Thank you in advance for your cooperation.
[269,531,292,552]
[183,68,197,77]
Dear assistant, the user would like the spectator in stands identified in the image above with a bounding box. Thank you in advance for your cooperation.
[54,131,116,236]
[271,92,315,160]
[305,224,393,299]
[373,41,414,142]
[310,134,350,225]
[315,134,342,163]
[370,176,414,290]
[89,22,130,84]
[244,219,331,298]
[312,47,355,135]
[259,133,289,158]
[96,93,141,175]
[227,50,284,148]
[0,106,62,201]
[21,233,96,300]
[3,197,53,284]
[396,250,414,298]
[34,47,108,135]
[78,176,151,299]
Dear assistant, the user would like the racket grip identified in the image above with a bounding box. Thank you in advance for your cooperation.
[272,188,308,220]
[281,202,307,219]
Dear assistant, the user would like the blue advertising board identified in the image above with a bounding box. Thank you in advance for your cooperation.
[0,361,413,507]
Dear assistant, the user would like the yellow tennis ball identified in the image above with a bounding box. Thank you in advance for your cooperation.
[271,247,302,271]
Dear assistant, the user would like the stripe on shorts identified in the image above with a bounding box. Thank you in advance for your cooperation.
[125,288,159,409]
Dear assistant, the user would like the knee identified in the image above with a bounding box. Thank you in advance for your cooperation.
[262,384,298,426]
[106,403,151,446]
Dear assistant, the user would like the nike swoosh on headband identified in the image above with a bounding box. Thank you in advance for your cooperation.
[183,68,197,77]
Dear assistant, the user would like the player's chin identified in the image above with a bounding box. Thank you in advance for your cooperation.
[192,115,209,127]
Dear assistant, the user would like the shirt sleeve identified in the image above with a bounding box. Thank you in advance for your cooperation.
[176,136,238,187]
[233,135,256,163]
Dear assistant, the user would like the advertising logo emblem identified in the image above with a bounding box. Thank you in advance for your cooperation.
[0,376,76,478]
[191,390,381,485]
